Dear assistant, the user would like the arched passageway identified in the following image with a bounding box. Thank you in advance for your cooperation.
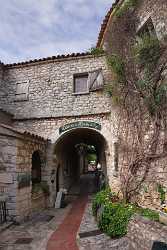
[32,151,42,185]
[54,128,108,195]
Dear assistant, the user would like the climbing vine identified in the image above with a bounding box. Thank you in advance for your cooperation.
[104,0,167,202]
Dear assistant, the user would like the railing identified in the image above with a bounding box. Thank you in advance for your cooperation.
[0,199,8,224]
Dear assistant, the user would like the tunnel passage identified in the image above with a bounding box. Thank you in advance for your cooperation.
[54,128,107,195]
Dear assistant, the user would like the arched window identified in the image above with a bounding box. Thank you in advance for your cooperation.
[32,151,41,185]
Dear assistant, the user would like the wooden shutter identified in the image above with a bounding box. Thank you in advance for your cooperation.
[88,69,104,91]
[16,81,29,101]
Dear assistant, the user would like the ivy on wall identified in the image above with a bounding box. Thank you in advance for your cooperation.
[17,173,31,189]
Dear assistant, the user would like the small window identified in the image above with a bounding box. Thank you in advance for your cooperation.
[137,18,157,39]
[74,74,88,94]
[15,81,29,101]
[73,69,104,94]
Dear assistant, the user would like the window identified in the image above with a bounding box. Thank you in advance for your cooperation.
[137,18,157,39]
[15,81,29,101]
[74,74,88,94]
[73,69,104,94]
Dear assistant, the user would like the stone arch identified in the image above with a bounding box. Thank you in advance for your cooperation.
[31,150,42,185]
[51,126,110,194]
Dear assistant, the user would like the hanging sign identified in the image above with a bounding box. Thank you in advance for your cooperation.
[59,121,101,134]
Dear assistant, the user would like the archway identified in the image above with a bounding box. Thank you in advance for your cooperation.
[32,151,41,185]
[53,127,108,195]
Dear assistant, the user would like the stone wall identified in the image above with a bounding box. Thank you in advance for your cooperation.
[0,124,47,221]
[0,110,13,125]
[127,215,167,250]
[135,0,167,40]
[0,128,17,218]
[16,134,47,221]
[0,55,111,119]
[100,0,167,209]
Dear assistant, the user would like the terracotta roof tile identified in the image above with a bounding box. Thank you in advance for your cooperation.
[96,0,121,48]
[0,123,48,141]
[4,52,93,67]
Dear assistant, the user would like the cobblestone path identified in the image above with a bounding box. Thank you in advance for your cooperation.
[47,196,88,250]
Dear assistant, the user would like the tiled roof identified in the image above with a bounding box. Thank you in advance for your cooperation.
[96,0,121,48]
[1,1,122,67]
[0,123,48,141]
[5,52,93,67]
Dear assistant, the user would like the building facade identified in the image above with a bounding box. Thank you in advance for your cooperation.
[0,0,167,221]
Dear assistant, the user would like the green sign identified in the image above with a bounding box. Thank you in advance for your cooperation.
[59,121,101,134]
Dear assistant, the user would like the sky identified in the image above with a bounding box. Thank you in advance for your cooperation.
[0,0,114,64]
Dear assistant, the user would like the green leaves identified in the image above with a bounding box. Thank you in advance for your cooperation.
[98,202,133,237]
[157,184,166,204]
[107,54,125,82]
[115,0,138,18]
[89,47,105,56]
[133,34,161,70]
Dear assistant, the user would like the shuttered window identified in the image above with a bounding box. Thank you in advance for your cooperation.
[88,69,104,91]
[73,69,104,94]
[15,81,29,101]
[74,74,88,94]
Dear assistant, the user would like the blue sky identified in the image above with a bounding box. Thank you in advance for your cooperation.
[0,0,114,63]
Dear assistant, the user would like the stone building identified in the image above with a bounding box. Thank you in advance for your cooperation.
[97,0,167,208]
[0,52,118,221]
[0,0,167,221]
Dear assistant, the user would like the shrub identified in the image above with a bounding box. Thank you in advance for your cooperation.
[92,189,160,239]
[98,202,133,237]
[89,47,105,56]
[92,187,112,216]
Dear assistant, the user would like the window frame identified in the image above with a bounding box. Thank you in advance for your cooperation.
[73,72,89,95]
[136,17,158,39]
[15,81,29,102]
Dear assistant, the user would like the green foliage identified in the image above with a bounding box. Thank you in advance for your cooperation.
[115,0,138,18]
[98,202,134,237]
[18,173,31,189]
[92,189,160,238]
[131,204,159,221]
[92,187,112,216]
[89,47,105,56]
[32,181,50,196]
[157,184,166,204]
[104,83,113,97]
[86,153,97,163]
[133,34,161,70]
[107,54,125,82]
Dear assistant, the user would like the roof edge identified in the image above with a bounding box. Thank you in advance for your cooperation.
[3,52,105,68]
[96,0,123,48]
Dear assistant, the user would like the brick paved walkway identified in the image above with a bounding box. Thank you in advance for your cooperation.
[47,196,88,250]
